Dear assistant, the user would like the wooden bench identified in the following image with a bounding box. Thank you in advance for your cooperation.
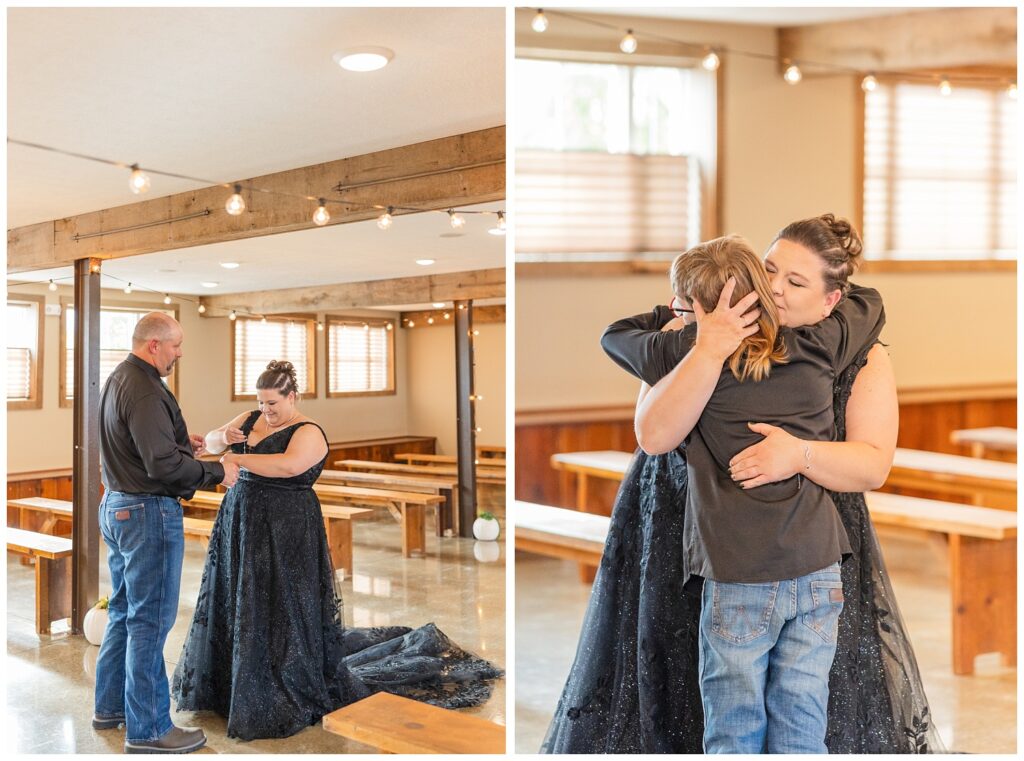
[950,427,1017,460]
[865,491,1016,675]
[182,491,374,573]
[319,469,458,537]
[314,484,443,558]
[336,459,507,486]
[514,501,607,568]
[322,692,505,754]
[7,527,73,634]
[515,494,1016,677]
[887,448,1017,509]
[395,452,507,469]
[476,444,506,460]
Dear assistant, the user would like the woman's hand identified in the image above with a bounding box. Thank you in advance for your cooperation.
[692,277,762,363]
[224,426,247,444]
[728,423,804,489]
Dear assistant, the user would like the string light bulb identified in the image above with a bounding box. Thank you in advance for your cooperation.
[313,198,330,226]
[448,209,466,229]
[488,211,506,236]
[163,294,172,305]
[784,63,802,85]
[701,50,720,71]
[363,323,370,331]
[443,312,450,320]
[377,206,394,230]
[123,282,133,294]
[619,30,637,54]
[198,304,206,314]
[427,317,434,324]
[317,321,324,331]
[261,315,267,324]
[225,184,246,216]
[531,9,548,33]
[939,78,952,96]
[1008,82,1018,100]
[128,164,151,195]
[861,74,878,92]
[386,323,393,331]
[408,320,415,328]
[48,279,57,291]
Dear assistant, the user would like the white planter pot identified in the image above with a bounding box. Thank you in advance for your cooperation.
[473,517,500,541]
[83,605,109,646]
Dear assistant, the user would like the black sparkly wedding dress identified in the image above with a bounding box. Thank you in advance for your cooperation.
[171,411,502,740]
[541,307,943,753]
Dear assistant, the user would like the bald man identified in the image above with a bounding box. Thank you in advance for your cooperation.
[94,312,238,754]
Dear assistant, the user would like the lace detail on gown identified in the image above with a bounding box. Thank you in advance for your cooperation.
[171,411,502,740]
[541,345,944,753]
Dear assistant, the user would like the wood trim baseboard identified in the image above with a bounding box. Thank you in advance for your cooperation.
[516,259,1017,278]
[7,468,75,482]
[896,383,1017,404]
[517,405,635,425]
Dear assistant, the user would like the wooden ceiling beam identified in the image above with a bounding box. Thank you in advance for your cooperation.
[7,126,505,273]
[777,8,1016,74]
[199,268,505,315]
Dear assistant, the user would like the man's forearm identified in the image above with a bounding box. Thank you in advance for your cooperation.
[634,347,722,454]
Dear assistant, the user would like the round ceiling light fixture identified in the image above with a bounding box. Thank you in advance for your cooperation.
[333,47,394,72]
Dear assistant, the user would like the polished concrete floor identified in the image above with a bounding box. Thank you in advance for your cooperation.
[515,529,1016,754]
[7,513,505,754]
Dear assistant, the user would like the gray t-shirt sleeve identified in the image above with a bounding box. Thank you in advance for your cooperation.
[601,306,698,387]
[803,283,886,373]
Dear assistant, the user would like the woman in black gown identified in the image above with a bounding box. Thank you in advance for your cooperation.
[171,361,501,741]
[541,215,943,753]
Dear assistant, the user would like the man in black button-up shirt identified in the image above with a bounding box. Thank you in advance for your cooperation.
[94,312,238,754]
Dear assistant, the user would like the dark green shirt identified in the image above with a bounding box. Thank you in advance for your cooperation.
[601,284,885,583]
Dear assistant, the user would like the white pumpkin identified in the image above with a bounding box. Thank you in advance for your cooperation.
[473,516,500,541]
[473,541,501,563]
[83,603,109,646]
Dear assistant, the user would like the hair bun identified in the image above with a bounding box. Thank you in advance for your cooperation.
[818,213,863,267]
[266,359,294,374]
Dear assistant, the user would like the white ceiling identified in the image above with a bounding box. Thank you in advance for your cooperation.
[7,7,505,309]
[573,7,920,26]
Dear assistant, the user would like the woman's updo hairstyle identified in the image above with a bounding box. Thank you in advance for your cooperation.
[771,213,864,296]
[256,360,299,399]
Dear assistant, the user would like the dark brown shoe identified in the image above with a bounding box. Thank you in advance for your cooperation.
[124,726,206,754]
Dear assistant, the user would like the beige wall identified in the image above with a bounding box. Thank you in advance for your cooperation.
[7,284,505,472]
[406,321,507,455]
[514,10,1016,411]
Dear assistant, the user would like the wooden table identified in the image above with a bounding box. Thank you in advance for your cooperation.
[549,450,632,510]
[888,448,1017,509]
[323,692,505,754]
[336,459,507,486]
[7,497,73,536]
[950,427,1017,459]
[514,501,608,568]
[395,452,508,469]
[319,469,458,536]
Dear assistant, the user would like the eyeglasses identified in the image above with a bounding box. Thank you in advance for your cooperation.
[669,296,695,317]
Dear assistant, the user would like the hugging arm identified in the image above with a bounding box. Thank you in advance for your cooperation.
[820,283,886,373]
[729,344,897,491]
[204,410,252,455]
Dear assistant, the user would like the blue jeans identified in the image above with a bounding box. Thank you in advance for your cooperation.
[94,492,184,743]
[699,562,843,754]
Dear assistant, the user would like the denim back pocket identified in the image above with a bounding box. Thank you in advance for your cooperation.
[105,502,147,553]
[710,581,779,644]
[802,580,844,644]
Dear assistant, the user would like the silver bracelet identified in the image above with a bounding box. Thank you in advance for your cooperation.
[803,443,812,470]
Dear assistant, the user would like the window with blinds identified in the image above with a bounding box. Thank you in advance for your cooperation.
[7,298,42,407]
[232,317,315,400]
[62,305,177,404]
[863,81,1017,260]
[515,57,715,260]
[326,319,394,397]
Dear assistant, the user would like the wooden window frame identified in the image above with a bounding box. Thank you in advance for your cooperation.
[855,73,1017,272]
[325,316,396,399]
[7,294,45,411]
[230,313,318,402]
[59,299,180,408]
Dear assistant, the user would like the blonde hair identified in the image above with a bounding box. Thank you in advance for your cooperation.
[670,235,787,382]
